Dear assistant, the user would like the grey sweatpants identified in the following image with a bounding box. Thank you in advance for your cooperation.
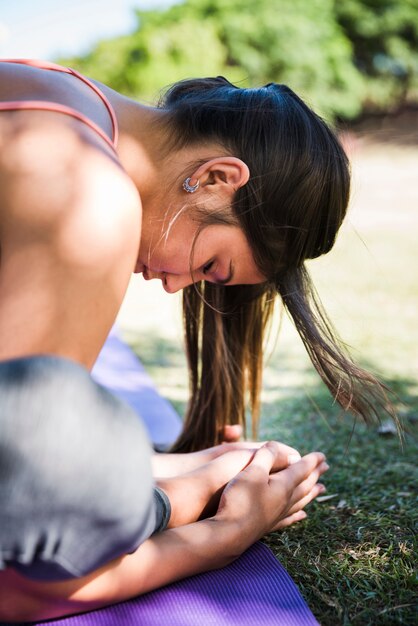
[0,355,170,581]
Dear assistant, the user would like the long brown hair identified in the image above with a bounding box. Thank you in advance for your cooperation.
[158,78,396,452]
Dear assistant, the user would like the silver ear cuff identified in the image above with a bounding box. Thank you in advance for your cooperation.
[182,177,200,193]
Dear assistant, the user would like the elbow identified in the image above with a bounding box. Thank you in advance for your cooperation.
[0,591,36,623]
[0,571,29,622]
[0,585,47,623]
[0,591,80,623]
[0,570,76,623]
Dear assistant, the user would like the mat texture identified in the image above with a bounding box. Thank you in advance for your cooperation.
[26,542,318,626]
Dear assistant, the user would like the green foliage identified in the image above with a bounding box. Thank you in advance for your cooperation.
[60,0,418,120]
[336,0,418,111]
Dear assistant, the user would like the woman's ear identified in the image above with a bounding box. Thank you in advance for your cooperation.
[191,157,250,192]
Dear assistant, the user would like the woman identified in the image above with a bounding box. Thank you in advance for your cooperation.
[0,60,386,621]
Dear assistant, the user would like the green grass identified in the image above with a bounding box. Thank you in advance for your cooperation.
[261,379,417,626]
[119,142,418,625]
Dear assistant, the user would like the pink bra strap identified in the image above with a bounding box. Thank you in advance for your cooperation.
[0,101,117,152]
[1,59,118,147]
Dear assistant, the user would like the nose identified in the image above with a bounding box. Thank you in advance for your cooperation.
[163,273,194,293]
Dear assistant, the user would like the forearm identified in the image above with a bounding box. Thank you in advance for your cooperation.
[1,518,241,623]
[2,445,324,623]
[152,446,229,477]
[97,517,241,600]
[156,448,262,527]
[152,442,264,478]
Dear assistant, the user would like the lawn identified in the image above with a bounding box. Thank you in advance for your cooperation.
[117,137,418,625]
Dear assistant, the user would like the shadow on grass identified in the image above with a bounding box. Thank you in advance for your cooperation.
[126,330,417,625]
[126,331,186,370]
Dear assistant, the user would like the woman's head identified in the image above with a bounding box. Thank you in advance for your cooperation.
[159,77,351,284]
[158,77,396,453]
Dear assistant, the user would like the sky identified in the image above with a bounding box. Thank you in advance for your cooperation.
[0,0,177,61]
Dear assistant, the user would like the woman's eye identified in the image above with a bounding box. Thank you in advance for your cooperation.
[202,260,215,275]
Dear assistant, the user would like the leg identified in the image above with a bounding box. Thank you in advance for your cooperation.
[0,355,168,581]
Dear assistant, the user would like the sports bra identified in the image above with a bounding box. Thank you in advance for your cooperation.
[0,59,118,152]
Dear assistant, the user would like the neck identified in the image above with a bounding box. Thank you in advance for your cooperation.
[95,79,172,211]
[114,95,170,207]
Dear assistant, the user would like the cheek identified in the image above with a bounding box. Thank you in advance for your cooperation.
[140,215,200,271]
[147,239,194,274]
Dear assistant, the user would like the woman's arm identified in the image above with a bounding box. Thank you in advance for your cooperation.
[0,518,238,622]
[0,446,328,623]
[155,443,303,526]
[152,440,301,478]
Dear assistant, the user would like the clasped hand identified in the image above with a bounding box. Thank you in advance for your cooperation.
[156,441,328,541]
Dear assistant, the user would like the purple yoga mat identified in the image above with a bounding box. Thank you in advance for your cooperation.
[26,542,318,626]
[92,326,182,449]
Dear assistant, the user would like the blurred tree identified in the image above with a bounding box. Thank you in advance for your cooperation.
[183,0,364,119]
[60,0,418,121]
[335,0,418,112]
[65,10,227,101]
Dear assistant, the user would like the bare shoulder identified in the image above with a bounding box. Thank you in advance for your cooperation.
[0,112,142,270]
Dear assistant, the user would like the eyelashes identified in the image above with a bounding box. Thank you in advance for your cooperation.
[202,260,215,275]
[201,259,234,285]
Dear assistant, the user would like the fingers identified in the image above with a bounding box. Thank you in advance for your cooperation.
[215,445,329,542]
[285,483,326,518]
[222,424,243,442]
[264,454,328,520]
[243,442,281,478]
[269,457,329,525]
[290,460,329,501]
[284,458,329,514]
[247,440,302,474]
[266,441,302,471]
[273,509,307,530]
[272,478,327,531]
[246,446,326,487]
[283,452,326,484]
[220,437,301,471]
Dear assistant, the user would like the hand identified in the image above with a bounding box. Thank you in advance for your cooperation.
[153,440,301,478]
[222,424,243,442]
[214,442,329,549]
[157,441,303,528]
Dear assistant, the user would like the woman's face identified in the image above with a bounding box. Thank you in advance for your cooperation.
[135,215,265,293]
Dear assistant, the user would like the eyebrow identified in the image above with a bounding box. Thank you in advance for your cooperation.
[215,261,234,286]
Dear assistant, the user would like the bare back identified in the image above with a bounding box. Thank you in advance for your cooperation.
[0,61,142,368]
